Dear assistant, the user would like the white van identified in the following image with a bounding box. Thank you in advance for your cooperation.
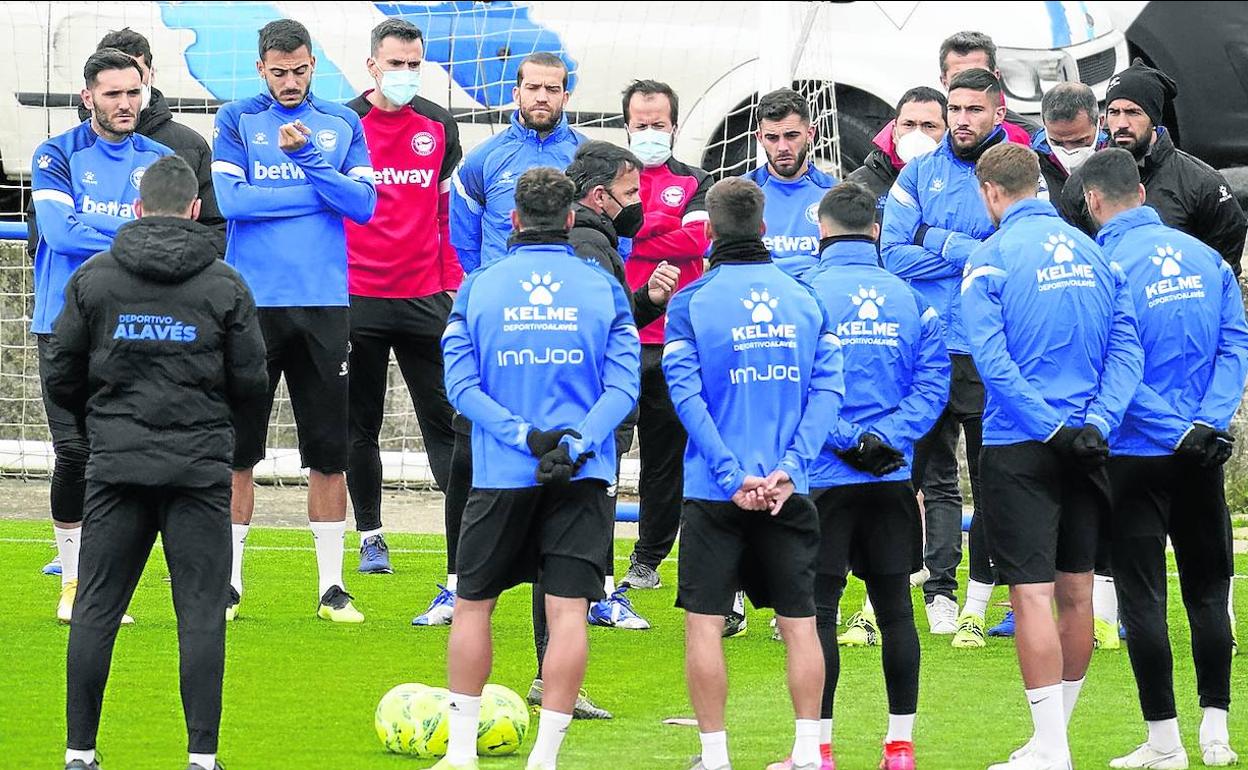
[0,1,1127,192]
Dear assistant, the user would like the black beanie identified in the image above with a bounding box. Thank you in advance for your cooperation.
[1105,57,1178,128]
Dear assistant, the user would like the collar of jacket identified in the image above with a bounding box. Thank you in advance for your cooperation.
[817,235,878,266]
[508,109,572,145]
[572,202,618,246]
[1095,204,1163,251]
[506,228,573,252]
[111,216,221,283]
[708,237,772,269]
[1141,127,1175,176]
[946,125,1007,164]
[999,196,1060,229]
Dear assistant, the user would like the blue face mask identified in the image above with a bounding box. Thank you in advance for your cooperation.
[629,128,673,168]
[380,68,421,105]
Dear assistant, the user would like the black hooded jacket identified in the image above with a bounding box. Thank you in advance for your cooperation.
[1058,129,1246,274]
[44,216,268,488]
[27,88,225,257]
[568,203,666,330]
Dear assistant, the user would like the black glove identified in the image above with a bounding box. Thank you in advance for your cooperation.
[527,428,581,458]
[535,445,576,485]
[837,432,905,477]
[1046,425,1081,455]
[1177,424,1235,467]
[1070,425,1109,470]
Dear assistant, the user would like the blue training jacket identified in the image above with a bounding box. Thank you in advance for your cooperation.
[441,237,640,488]
[30,122,173,333]
[450,112,587,274]
[745,163,838,280]
[882,130,1000,354]
[962,198,1143,446]
[1097,205,1248,456]
[211,92,376,308]
[662,246,845,501]
[804,236,950,487]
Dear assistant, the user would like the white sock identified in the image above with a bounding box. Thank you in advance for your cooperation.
[732,591,745,615]
[887,713,916,742]
[863,595,875,616]
[792,719,820,765]
[963,579,993,618]
[65,749,95,765]
[699,730,729,769]
[1061,677,1084,725]
[446,573,458,593]
[1093,574,1119,626]
[230,524,249,595]
[1229,582,1237,624]
[1200,707,1230,746]
[820,718,833,744]
[529,708,573,769]
[309,520,346,598]
[188,752,216,769]
[445,692,481,764]
[1025,684,1069,762]
[358,527,383,543]
[55,525,82,586]
[604,575,615,594]
[1147,718,1182,752]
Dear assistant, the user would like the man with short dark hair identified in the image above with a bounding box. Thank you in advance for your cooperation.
[48,154,268,770]
[668,176,843,770]
[937,31,1037,143]
[432,166,639,770]
[343,18,461,578]
[963,142,1143,770]
[800,181,949,770]
[212,18,377,623]
[618,78,713,599]
[1032,82,1103,200]
[745,88,838,280]
[1083,148,1246,769]
[31,47,174,623]
[1058,59,1246,273]
[882,67,1003,647]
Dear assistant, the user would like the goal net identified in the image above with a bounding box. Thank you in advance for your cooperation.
[0,1,847,491]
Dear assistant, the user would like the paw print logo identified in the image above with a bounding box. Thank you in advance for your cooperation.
[1151,245,1183,277]
[850,287,885,320]
[521,273,561,305]
[1043,232,1076,264]
[742,289,779,323]
[36,154,51,170]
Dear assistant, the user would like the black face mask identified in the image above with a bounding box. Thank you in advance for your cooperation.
[607,191,644,238]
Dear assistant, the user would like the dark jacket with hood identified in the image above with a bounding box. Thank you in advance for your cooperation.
[26,88,225,257]
[1058,128,1246,274]
[44,216,268,488]
[568,203,666,330]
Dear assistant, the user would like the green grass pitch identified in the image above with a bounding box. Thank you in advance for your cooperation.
[1,519,1244,769]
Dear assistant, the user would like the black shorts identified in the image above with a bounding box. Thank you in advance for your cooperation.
[455,480,613,602]
[980,441,1108,585]
[36,334,85,446]
[812,481,922,578]
[676,495,820,618]
[232,307,350,473]
[1108,455,1233,580]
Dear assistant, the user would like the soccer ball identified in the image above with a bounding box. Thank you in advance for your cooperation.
[476,683,531,756]
[374,683,428,754]
[408,686,453,757]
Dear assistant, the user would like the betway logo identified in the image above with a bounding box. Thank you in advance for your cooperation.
[82,195,136,219]
[373,167,435,187]
[763,235,819,255]
[253,160,306,181]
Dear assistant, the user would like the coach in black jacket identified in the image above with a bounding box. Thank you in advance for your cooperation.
[1057,60,1246,274]
[46,155,266,770]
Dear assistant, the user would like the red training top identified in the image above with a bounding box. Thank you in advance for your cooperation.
[625,156,712,345]
[345,90,463,298]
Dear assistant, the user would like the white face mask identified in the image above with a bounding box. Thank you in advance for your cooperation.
[629,127,673,168]
[379,68,421,106]
[895,130,938,163]
[1051,144,1096,173]
[140,83,151,112]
